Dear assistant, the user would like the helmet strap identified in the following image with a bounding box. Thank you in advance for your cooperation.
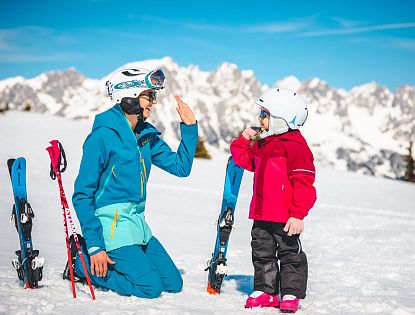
[120,97,146,128]
[136,111,145,130]
[259,117,289,138]
[120,97,141,115]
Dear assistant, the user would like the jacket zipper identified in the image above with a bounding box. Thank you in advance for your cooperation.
[137,149,147,197]
[121,110,147,200]
[96,164,116,203]
[138,214,146,243]
[141,157,147,179]
[110,210,119,241]
[281,173,285,204]
[140,173,144,198]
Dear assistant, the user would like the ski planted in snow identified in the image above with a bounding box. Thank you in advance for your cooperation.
[206,156,244,294]
[7,157,44,288]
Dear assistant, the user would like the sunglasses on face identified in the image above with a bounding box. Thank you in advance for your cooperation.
[259,109,270,119]
[140,91,157,102]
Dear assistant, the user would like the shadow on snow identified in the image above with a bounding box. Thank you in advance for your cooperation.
[224,275,253,295]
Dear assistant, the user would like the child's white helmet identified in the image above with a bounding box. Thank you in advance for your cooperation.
[106,68,166,103]
[255,88,308,136]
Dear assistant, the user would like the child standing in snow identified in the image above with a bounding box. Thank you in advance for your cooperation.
[230,88,316,313]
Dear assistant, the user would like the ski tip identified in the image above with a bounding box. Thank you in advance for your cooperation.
[207,283,219,295]
[7,158,16,176]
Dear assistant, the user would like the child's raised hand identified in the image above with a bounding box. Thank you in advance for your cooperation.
[283,217,304,236]
[242,127,258,140]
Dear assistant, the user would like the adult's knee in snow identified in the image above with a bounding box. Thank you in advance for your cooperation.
[166,274,183,293]
[145,285,163,299]
[128,271,164,298]
[139,279,163,299]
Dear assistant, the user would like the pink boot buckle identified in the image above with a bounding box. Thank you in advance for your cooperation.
[280,295,299,313]
[245,291,279,308]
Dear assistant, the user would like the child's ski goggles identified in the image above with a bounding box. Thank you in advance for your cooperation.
[259,108,270,119]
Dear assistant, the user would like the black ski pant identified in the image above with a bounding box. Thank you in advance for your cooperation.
[251,220,308,299]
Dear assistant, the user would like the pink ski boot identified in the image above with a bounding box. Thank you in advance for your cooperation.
[280,295,300,313]
[245,291,279,308]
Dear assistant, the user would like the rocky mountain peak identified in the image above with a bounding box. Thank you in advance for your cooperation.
[0,57,414,179]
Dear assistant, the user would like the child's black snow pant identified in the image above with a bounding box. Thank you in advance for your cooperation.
[251,220,308,298]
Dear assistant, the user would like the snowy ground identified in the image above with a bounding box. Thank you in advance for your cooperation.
[0,111,414,315]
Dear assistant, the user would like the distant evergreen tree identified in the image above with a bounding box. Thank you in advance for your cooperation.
[23,101,31,112]
[0,102,9,113]
[403,140,415,183]
[194,137,211,159]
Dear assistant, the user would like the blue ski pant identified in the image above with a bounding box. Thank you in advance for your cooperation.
[74,236,183,298]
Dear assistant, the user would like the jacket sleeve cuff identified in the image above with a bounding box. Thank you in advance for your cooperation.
[86,236,106,254]
[289,209,305,220]
[180,121,198,135]
[238,134,251,144]
[88,246,105,256]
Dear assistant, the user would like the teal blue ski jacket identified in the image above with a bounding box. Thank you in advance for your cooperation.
[72,104,198,255]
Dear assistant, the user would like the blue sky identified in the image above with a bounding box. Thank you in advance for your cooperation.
[1,0,414,89]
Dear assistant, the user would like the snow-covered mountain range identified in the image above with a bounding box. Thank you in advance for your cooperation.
[1,56,414,179]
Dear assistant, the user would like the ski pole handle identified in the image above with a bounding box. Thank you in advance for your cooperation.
[46,140,67,179]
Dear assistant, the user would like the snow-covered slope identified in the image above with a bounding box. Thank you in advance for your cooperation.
[0,57,414,179]
[0,112,414,314]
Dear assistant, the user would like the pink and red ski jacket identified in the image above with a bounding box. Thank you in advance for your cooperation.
[230,130,317,223]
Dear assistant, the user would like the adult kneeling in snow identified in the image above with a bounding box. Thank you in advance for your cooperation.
[69,67,198,298]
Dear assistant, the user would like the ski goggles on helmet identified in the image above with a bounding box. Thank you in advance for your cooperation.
[145,69,166,90]
[259,108,270,119]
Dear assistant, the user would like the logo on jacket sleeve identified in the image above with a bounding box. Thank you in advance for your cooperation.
[141,138,150,146]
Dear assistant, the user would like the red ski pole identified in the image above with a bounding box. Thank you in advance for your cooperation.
[47,140,96,300]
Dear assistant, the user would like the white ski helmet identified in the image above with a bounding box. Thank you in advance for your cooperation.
[255,88,308,137]
[106,68,166,103]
